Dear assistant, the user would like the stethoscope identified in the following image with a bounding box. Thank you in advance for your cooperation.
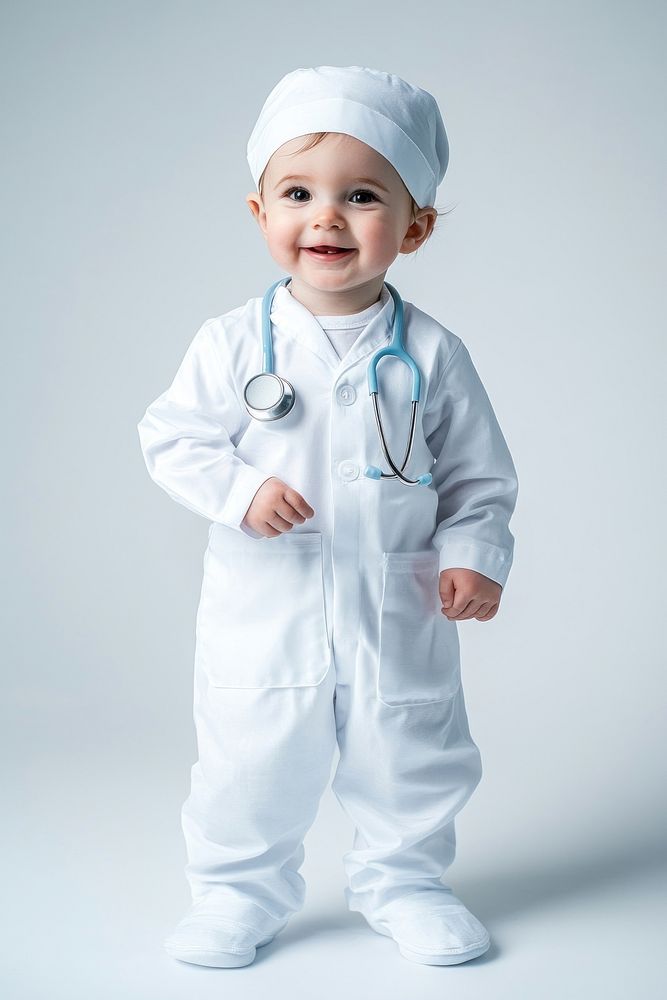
[243,276,432,487]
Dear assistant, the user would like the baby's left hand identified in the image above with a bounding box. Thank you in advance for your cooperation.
[439,568,502,622]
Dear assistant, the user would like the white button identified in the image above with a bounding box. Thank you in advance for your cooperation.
[337,384,356,405]
[338,460,359,481]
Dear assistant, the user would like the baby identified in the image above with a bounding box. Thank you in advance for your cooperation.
[138,65,518,968]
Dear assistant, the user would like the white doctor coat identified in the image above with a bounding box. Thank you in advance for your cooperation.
[137,279,518,925]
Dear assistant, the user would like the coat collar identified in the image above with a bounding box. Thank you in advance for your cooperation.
[269,281,394,374]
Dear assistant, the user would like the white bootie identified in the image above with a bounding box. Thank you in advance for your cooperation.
[363,889,490,966]
[164,900,288,968]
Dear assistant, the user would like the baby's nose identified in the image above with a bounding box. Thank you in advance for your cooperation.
[311,206,345,225]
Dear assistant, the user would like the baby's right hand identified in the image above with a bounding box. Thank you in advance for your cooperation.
[242,477,315,537]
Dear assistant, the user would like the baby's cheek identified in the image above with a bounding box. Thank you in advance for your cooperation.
[266,232,295,267]
[367,221,405,267]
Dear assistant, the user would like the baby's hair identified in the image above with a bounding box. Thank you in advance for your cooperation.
[258,132,454,253]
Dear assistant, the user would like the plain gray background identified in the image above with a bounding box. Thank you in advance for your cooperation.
[3,1,665,997]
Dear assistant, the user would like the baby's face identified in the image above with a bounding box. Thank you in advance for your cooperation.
[246,133,433,305]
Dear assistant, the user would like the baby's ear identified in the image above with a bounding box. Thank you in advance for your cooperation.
[245,193,269,239]
[406,207,437,249]
[245,193,262,218]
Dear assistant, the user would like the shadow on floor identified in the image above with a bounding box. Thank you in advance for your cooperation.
[253,835,667,966]
[454,836,667,921]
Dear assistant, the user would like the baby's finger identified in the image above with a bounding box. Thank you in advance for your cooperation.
[266,510,298,533]
[442,596,475,619]
[476,603,499,621]
[439,574,455,609]
[283,487,315,519]
[455,599,485,621]
[275,497,307,525]
[474,602,493,620]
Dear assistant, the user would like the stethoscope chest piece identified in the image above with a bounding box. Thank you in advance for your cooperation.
[244,372,295,421]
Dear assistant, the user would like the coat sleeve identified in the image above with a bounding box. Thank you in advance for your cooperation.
[426,338,519,588]
[137,319,273,534]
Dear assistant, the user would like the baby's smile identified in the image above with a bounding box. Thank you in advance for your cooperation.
[301,245,357,261]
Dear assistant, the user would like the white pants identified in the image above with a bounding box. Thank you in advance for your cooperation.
[180,592,483,931]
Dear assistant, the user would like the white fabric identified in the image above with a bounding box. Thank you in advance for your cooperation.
[137,283,518,927]
[137,282,517,582]
[163,897,288,967]
[315,296,384,360]
[365,888,491,965]
[246,65,449,208]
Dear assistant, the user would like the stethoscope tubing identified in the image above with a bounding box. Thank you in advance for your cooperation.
[247,276,432,487]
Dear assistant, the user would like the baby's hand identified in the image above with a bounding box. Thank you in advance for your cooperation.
[242,477,315,538]
[439,568,502,622]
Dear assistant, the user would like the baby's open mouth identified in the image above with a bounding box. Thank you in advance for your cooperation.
[304,245,355,254]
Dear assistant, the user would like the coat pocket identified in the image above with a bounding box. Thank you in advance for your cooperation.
[377,549,461,707]
[196,530,331,688]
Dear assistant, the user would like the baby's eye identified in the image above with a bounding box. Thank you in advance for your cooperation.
[284,186,310,202]
[350,190,379,204]
[282,186,379,204]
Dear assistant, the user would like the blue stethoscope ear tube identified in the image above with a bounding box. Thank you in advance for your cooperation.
[244,276,432,487]
[364,282,432,486]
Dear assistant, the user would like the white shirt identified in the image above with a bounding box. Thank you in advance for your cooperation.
[315,298,385,360]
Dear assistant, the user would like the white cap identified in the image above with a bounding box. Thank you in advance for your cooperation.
[246,65,449,209]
